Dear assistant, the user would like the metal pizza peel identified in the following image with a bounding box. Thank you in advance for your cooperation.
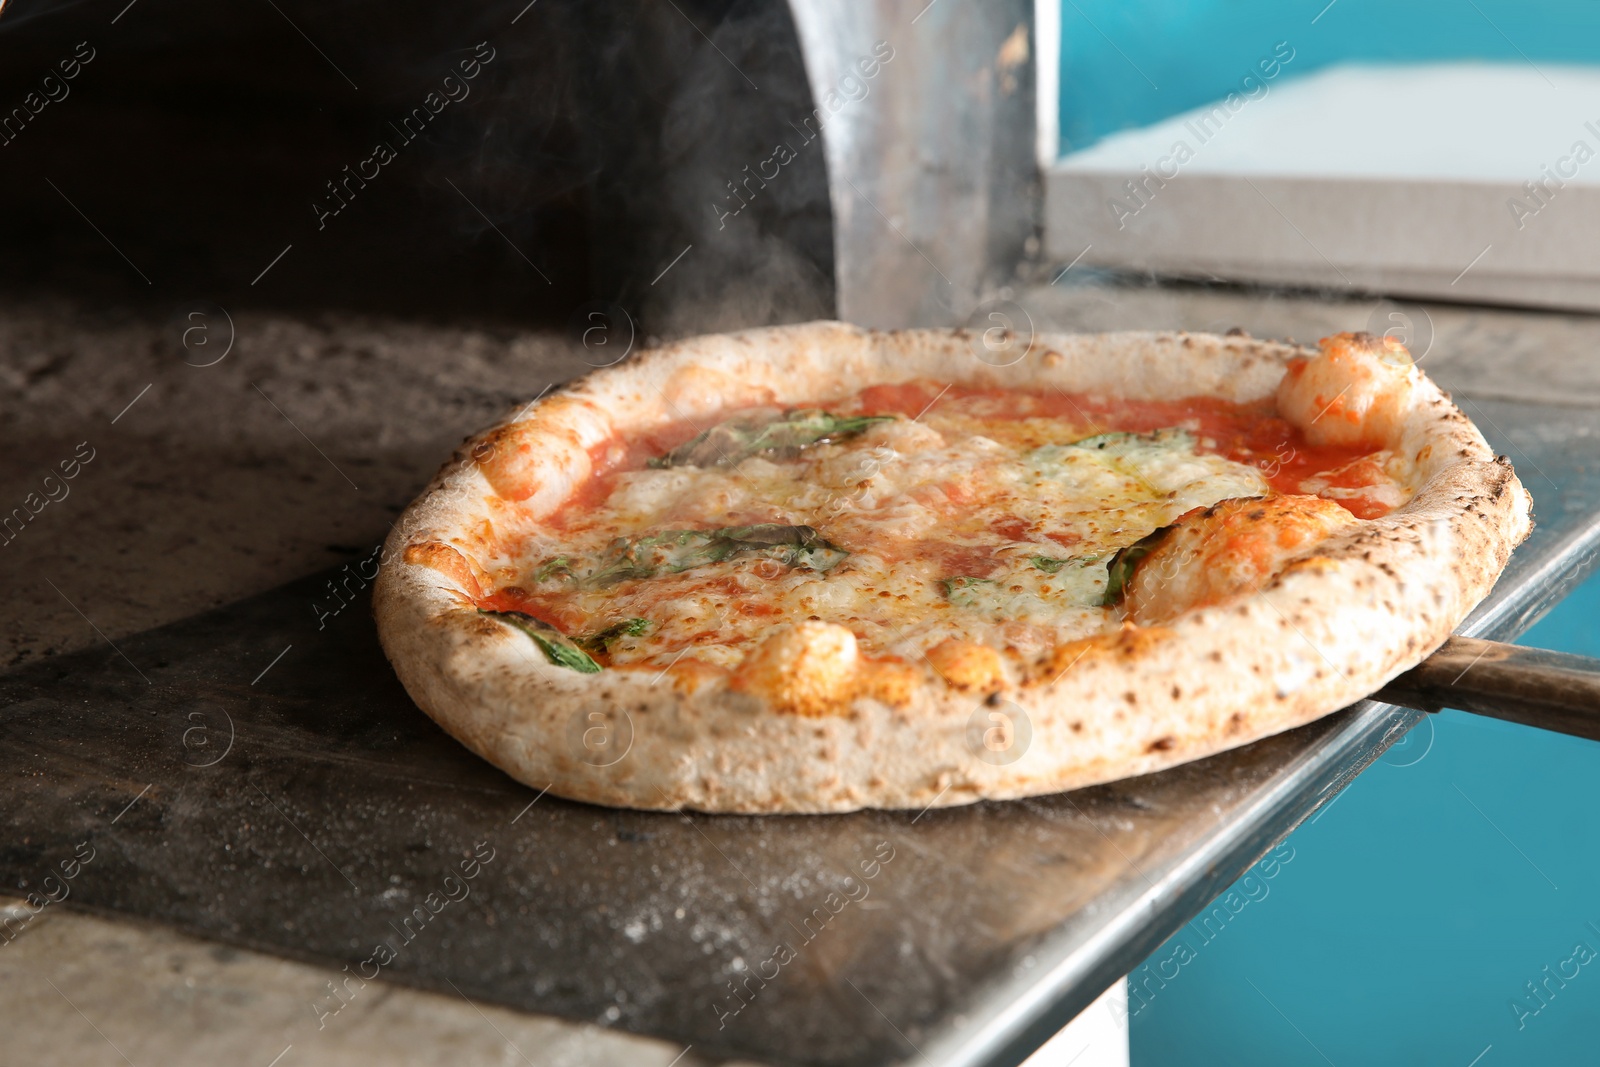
[1381,636,1600,743]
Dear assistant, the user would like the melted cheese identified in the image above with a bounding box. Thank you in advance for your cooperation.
[498,410,1294,670]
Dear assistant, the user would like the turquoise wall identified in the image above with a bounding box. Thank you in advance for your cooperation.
[1059,0,1600,154]
[1129,575,1600,1064]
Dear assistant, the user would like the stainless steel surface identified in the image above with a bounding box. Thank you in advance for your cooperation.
[788,0,1039,328]
[1379,636,1600,744]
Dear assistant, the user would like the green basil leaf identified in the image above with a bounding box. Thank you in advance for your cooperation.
[939,575,995,595]
[532,634,603,674]
[649,409,894,469]
[481,610,602,673]
[581,524,847,587]
[938,575,997,609]
[1100,527,1174,608]
[577,617,651,652]
[1030,554,1100,573]
[532,557,572,583]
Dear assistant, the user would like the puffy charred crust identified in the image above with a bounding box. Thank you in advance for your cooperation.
[469,396,607,505]
[661,656,729,695]
[730,621,860,717]
[660,361,779,412]
[1030,622,1172,686]
[402,540,488,598]
[1322,456,1532,596]
[469,423,540,499]
[372,321,1534,814]
[1276,331,1416,449]
[925,639,1007,693]
[1123,495,1360,625]
[856,656,920,708]
[716,629,923,716]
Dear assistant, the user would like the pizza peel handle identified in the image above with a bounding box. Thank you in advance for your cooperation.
[1377,636,1600,744]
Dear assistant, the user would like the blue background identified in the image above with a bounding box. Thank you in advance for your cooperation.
[1126,575,1600,1067]
[1057,0,1600,154]
[1128,578,1600,1064]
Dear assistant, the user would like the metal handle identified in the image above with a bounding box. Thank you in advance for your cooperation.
[1377,636,1600,743]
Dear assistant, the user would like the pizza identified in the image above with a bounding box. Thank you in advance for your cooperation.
[373,322,1531,813]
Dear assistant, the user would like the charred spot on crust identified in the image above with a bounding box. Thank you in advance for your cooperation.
[404,540,487,598]
[927,639,1006,693]
[466,614,505,638]
[1147,736,1175,752]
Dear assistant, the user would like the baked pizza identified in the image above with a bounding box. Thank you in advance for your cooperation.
[373,322,1531,813]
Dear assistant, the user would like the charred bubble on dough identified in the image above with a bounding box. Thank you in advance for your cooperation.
[469,397,608,506]
[1122,495,1360,625]
[730,621,859,716]
[925,639,1007,693]
[1276,331,1416,449]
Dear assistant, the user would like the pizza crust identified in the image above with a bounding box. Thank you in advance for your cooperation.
[372,323,1532,813]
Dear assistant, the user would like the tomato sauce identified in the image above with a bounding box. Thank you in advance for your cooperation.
[556,379,1395,531]
[478,587,588,632]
